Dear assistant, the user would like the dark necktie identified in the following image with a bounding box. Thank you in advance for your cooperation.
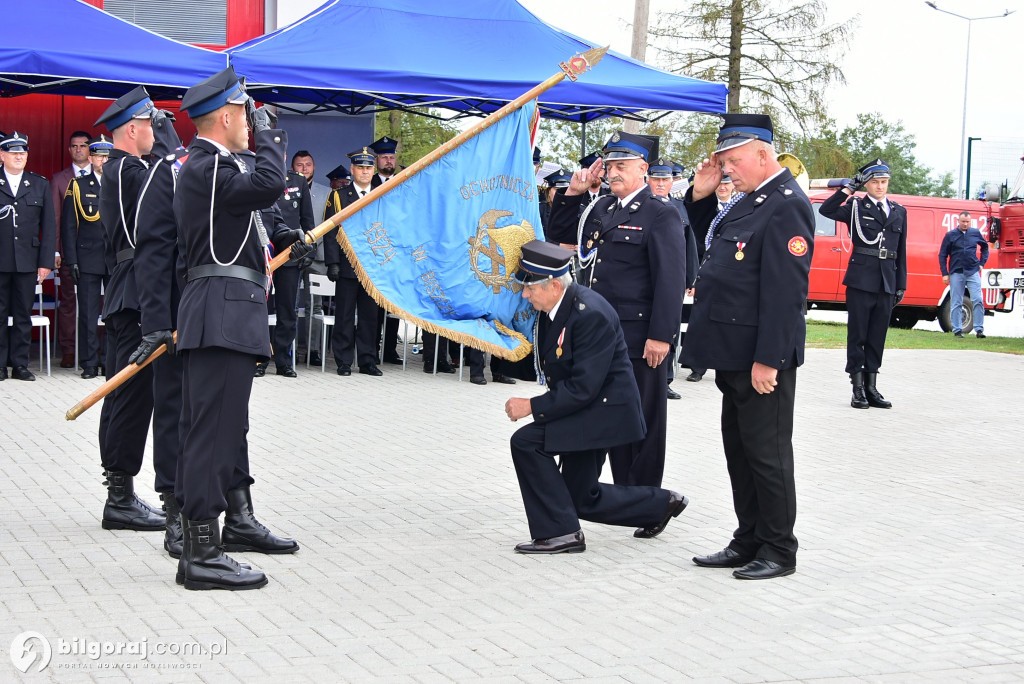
[79,169,88,177]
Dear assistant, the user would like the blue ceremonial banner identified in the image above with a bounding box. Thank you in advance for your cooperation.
[335,100,543,360]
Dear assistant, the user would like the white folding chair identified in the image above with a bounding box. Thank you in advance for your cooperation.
[11,284,52,376]
[307,274,335,372]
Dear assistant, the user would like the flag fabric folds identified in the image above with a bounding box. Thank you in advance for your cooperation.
[335,100,543,360]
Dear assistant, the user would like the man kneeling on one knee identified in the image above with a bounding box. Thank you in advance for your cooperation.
[504,241,688,554]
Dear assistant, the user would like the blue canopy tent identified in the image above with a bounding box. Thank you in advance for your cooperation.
[0,0,227,100]
[227,0,727,122]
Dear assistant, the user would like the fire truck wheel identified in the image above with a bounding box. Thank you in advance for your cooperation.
[937,292,973,333]
[889,308,920,330]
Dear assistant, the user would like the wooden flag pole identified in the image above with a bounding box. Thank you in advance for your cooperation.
[66,46,608,421]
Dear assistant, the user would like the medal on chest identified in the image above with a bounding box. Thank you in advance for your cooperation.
[735,241,746,261]
[556,327,565,358]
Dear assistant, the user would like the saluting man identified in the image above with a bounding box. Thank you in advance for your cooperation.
[60,135,112,380]
[323,147,384,377]
[819,159,907,409]
[682,113,814,580]
[0,132,56,382]
[505,241,687,554]
[548,132,686,511]
[173,67,309,591]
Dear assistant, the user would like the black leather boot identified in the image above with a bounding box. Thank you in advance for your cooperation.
[864,372,892,409]
[102,470,166,531]
[222,486,299,554]
[849,373,869,410]
[161,492,184,559]
[176,518,268,591]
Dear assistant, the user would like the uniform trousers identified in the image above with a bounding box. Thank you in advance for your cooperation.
[57,261,77,356]
[715,367,798,566]
[151,352,182,494]
[271,265,300,368]
[378,309,399,359]
[76,273,104,368]
[0,271,37,368]
[845,286,894,373]
[176,347,255,519]
[609,357,668,487]
[331,278,380,367]
[98,309,154,475]
[510,421,670,540]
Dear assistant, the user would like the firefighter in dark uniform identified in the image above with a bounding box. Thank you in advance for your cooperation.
[264,166,314,377]
[129,111,188,558]
[682,113,813,580]
[0,132,56,382]
[173,67,309,590]
[819,159,906,409]
[505,241,687,554]
[369,136,403,365]
[547,132,685,508]
[61,135,112,379]
[647,158,698,401]
[323,147,384,377]
[540,168,570,241]
[94,88,166,532]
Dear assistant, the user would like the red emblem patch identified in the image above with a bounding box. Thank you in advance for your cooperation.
[788,237,808,256]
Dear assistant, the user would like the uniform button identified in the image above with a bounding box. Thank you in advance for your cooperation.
[592,278,598,283]
[638,313,643,317]
[273,136,281,143]
[249,294,254,299]
[599,239,604,245]
[602,397,607,403]
[596,259,602,264]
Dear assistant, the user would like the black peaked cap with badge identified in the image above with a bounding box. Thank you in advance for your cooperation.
[348,148,376,166]
[0,131,29,152]
[180,66,248,118]
[715,113,774,153]
[514,240,573,284]
[857,158,891,181]
[326,164,350,181]
[601,131,658,162]
[579,151,603,168]
[94,86,155,131]
[369,137,398,155]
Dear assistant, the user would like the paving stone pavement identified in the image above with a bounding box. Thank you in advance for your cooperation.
[1,348,1022,682]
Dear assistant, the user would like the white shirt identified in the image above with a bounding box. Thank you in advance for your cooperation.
[873,197,890,217]
[548,286,568,321]
[5,171,24,194]
[754,168,786,192]
[73,163,91,177]
[614,185,645,209]
[352,183,371,197]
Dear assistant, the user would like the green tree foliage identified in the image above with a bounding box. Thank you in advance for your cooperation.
[839,113,955,197]
[650,0,856,134]
[374,109,460,166]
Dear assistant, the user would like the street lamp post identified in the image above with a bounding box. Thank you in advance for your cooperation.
[924,2,1014,199]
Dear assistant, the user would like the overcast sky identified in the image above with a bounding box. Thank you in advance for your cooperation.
[279,0,1024,188]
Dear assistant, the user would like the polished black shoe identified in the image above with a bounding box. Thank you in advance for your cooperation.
[101,470,165,531]
[383,353,403,364]
[221,486,299,555]
[161,492,183,559]
[515,530,585,554]
[337,364,352,376]
[254,362,268,378]
[733,558,796,580]
[864,372,891,409]
[692,547,754,568]
[470,375,487,385]
[492,374,516,385]
[667,386,681,400]
[976,331,986,339]
[359,364,383,376]
[81,366,98,379]
[685,370,704,382]
[11,366,35,381]
[177,518,268,591]
[634,492,688,538]
[0,367,6,381]
[436,361,456,374]
[275,365,297,378]
[309,351,322,366]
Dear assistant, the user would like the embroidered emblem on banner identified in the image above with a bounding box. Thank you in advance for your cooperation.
[467,209,535,294]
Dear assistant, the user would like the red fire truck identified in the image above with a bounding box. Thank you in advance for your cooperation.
[806,182,1018,331]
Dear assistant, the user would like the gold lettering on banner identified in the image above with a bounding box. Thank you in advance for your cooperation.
[459,175,535,202]
[411,244,429,262]
[420,270,455,316]
[364,222,396,266]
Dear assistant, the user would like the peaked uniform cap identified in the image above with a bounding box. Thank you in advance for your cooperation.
[648,158,674,178]
[180,66,248,118]
[601,131,656,162]
[88,135,114,155]
[369,136,398,155]
[543,169,571,188]
[579,150,603,168]
[0,131,29,152]
[347,147,377,167]
[857,158,891,180]
[514,240,573,284]
[94,85,155,131]
[715,113,774,153]
[326,163,350,181]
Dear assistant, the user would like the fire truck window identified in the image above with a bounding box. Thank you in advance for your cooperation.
[814,212,836,237]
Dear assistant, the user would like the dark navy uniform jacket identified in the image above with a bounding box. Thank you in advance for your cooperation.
[549,185,685,357]
[100,149,148,317]
[274,170,315,270]
[322,184,366,280]
[0,169,56,273]
[60,172,107,276]
[135,150,188,334]
[531,282,646,453]
[819,189,907,295]
[173,130,288,360]
[680,169,814,372]
[669,195,699,289]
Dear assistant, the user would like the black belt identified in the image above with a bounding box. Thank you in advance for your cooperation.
[853,246,897,260]
[116,248,135,263]
[186,264,267,287]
